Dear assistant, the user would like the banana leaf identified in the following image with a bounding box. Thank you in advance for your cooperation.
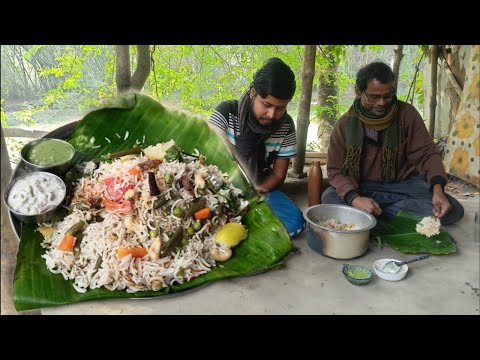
[372,211,456,254]
[13,93,293,311]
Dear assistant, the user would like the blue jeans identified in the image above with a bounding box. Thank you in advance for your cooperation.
[266,190,306,237]
[321,176,464,225]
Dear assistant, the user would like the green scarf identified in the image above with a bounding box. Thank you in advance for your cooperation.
[340,98,399,182]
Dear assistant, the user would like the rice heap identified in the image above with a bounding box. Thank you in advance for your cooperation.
[39,141,249,293]
[321,219,360,231]
[415,216,441,237]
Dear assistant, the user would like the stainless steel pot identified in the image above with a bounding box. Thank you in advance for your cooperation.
[303,204,377,259]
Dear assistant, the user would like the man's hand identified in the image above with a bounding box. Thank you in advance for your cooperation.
[258,158,290,192]
[432,184,452,220]
[351,196,382,216]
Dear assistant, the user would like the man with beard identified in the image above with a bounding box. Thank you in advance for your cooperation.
[209,57,305,237]
[322,61,464,225]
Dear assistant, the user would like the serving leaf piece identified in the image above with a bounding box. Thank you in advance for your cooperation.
[13,94,293,311]
[372,211,456,255]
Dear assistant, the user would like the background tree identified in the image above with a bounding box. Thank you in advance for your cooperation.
[392,45,404,91]
[291,45,316,176]
[1,45,426,168]
[115,45,151,94]
[147,45,303,114]
[315,45,344,152]
[427,45,440,137]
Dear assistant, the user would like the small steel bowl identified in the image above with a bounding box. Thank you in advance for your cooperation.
[20,138,75,177]
[3,171,67,224]
[342,264,373,286]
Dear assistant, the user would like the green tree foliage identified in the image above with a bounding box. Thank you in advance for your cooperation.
[1,45,425,131]
[337,45,425,114]
[38,45,115,109]
[147,45,304,115]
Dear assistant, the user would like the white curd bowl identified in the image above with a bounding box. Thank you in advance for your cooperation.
[373,258,409,281]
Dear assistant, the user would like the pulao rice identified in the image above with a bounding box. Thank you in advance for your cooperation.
[415,216,441,237]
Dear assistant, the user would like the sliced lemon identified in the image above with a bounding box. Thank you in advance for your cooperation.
[214,222,248,248]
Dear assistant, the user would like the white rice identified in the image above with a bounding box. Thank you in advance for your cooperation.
[40,146,248,293]
[321,218,360,231]
[415,216,441,237]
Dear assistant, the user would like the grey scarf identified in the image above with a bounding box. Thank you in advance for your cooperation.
[235,88,287,183]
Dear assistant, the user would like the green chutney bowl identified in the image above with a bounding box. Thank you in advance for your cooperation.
[342,264,373,286]
[21,138,75,177]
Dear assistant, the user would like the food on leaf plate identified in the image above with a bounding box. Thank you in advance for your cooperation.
[38,140,250,294]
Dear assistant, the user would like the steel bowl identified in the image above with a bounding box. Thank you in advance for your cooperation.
[303,204,377,259]
[3,171,67,224]
[20,138,75,177]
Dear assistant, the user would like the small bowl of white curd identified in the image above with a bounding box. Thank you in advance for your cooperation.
[4,171,67,224]
[373,258,409,281]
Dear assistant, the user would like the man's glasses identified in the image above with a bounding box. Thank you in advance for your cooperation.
[362,90,395,103]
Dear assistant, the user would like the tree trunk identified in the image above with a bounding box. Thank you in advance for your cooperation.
[116,45,151,95]
[291,45,316,176]
[116,45,132,94]
[429,45,439,137]
[316,46,338,153]
[392,45,404,91]
[131,45,151,92]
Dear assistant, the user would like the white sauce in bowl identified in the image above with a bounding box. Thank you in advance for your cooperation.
[7,172,66,215]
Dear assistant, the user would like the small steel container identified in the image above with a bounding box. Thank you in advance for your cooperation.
[20,138,75,177]
[4,171,67,224]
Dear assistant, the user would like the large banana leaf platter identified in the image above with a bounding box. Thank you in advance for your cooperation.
[12,94,293,311]
[372,211,456,254]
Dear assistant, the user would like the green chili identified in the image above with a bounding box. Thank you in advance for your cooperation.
[161,227,184,257]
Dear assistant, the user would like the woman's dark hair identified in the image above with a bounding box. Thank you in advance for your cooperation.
[356,61,395,91]
[253,57,296,100]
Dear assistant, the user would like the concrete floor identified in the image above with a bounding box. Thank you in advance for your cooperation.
[2,172,479,315]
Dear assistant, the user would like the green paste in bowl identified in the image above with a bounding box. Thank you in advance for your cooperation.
[24,139,74,167]
[347,268,371,279]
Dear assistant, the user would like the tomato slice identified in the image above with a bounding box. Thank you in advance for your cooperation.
[101,198,133,215]
[104,177,134,201]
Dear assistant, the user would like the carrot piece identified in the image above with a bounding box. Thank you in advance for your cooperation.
[59,234,76,252]
[194,207,211,220]
[117,247,148,259]
[128,167,142,180]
